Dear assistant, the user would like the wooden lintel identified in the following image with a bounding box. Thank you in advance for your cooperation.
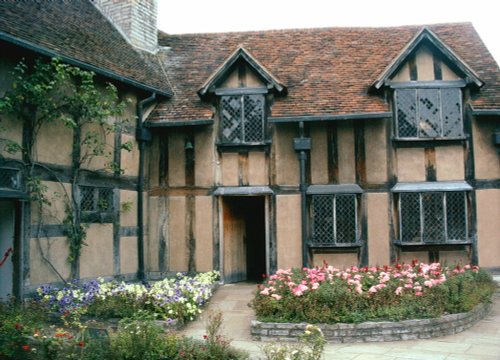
[148,187,211,197]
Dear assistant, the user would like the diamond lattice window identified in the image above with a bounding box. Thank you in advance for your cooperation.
[394,88,463,139]
[220,94,265,144]
[311,194,358,245]
[398,191,468,243]
[79,186,113,213]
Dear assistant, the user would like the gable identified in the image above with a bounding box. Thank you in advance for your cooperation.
[198,47,286,100]
[391,45,461,82]
[373,27,483,89]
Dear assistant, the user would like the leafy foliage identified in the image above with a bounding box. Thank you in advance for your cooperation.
[0,57,129,279]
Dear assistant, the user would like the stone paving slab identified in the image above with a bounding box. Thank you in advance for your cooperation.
[182,283,500,360]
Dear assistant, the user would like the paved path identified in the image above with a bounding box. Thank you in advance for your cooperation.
[182,282,500,360]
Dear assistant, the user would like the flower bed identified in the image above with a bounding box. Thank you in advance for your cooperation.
[35,271,220,324]
[251,262,496,325]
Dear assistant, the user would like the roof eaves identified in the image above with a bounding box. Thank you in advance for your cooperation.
[0,32,173,98]
[372,27,483,90]
[198,46,286,99]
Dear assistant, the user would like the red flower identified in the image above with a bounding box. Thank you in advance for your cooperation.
[22,345,30,351]
[14,323,22,330]
[261,273,267,279]
[78,341,85,347]
[203,334,208,340]
[55,332,66,338]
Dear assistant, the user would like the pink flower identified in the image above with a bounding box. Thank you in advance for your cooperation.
[368,286,377,294]
[395,287,404,295]
[293,284,308,296]
[424,280,433,288]
[260,287,270,296]
[404,283,413,289]
[415,291,424,296]
[311,282,320,290]
[271,294,282,300]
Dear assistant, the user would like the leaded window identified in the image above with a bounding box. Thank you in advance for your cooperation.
[310,194,359,245]
[397,191,468,244]
[79,186,113,213]
[220,94,265,144]
[0,167,20,190]
[394,88,463,139]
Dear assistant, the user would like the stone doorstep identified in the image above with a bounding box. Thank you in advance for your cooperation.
[251,301,492,344]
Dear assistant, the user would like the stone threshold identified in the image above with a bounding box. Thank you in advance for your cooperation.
[251,301,492,343]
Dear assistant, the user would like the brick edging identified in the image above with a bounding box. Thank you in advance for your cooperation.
[251,302,492,343]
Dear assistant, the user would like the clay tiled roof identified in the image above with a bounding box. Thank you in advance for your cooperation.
[0,0,171,96]
[150,22,500,122]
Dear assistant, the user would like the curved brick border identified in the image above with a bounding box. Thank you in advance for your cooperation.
[251,302,492,343]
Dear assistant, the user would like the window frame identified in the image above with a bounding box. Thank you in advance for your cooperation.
[392,182,471,246]
[307,185,362,248]
[79,185,114,223]
[392,81,465,141]
[217,87,268,147]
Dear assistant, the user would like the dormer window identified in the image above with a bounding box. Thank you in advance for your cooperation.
[218,89,266,145]
[394,85,464,140]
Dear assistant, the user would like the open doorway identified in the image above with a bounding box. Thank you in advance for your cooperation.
[222,196,266,283]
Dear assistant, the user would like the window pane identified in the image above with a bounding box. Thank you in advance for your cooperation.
[422,192,445,242]
[441,88,463,138]
[243,95,264,143]
[446,192,467,240]
[418,89,441,138]
[400,193,421,242]
[335,194,357,243]
[80,187,95,212]
[98,188,113,211]
[396,89,418,138]
[220,96,242,143]
[312,195,333,244]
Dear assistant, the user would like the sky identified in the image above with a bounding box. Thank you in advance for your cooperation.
[157,0,500,66]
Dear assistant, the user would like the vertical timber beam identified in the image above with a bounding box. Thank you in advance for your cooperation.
[354,121,368,266]
[136,93,156,282]
[464,105,478,265]
[113,127,122,276]
[294,121,311,268]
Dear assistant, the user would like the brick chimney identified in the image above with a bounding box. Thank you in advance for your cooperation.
[94,0,158,53]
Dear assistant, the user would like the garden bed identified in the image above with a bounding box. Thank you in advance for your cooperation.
[251,301,492,343]
[250,262,497,343]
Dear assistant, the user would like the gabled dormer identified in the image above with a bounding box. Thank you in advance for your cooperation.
[373,28,483,141]
[198,47,286,147]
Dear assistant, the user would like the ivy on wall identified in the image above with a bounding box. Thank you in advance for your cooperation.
[0,58,131,280]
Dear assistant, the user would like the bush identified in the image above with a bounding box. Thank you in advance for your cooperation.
[251,262,497,324]
[262,324,325,360]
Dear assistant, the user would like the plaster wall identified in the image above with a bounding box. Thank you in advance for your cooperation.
[80,223,114,278]
[120,236,138,274]
[120,189,137,227]
[312,252,358,269]
[276,195,302,269]
[274,124,299,185]
[195,196,213,272]
[364,120,388,184]
[435,145,465,180]
[310,125,328,184]
[29,237,70,284]
[337,122,355,183]
[195,127,215,186]
[168,132,185,186]
[396,148,426,181]
[473,119,500,179]
[248,152,268,185]
[168,196,188,271]
[367,193,390,266]
[476,189,500,268]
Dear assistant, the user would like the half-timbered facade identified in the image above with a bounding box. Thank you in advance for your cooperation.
[0,1,499,298]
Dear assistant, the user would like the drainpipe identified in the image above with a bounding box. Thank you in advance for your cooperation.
[294,121,311,268]
[136,93,156,282]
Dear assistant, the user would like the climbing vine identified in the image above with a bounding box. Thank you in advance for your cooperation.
[0,58,129,280]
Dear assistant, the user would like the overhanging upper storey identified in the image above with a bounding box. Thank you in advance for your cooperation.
[197,46,287,101]
[372,27,483,90]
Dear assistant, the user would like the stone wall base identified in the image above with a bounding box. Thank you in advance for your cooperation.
[251,302,492,343]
